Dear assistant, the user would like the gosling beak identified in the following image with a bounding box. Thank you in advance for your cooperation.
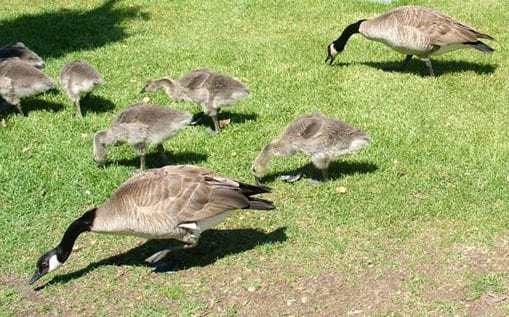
[140,87,146,93]
[29,270,43,285]
[254,176,262,185]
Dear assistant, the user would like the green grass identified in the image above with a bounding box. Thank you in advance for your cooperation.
[1,0,508,316]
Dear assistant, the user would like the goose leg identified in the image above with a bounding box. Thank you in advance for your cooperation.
[209,114,221,135]
[157,144,168,165]
[398,55,413,70]
[75,97,83,119]
[422,59,436,77]
[14,102,25,116]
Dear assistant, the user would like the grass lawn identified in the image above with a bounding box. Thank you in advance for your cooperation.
[1,0,508,315]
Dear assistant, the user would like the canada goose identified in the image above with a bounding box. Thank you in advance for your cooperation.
[29,165,275,285]
[0,58,55,116]
[141,68,250,134]
[0,42,44,69]
[60,60,103,118]
[325,6,495,76]
[93,102,192,170]
[252,113,370,183]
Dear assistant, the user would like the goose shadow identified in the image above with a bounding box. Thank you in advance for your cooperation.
[79,95,116,116]
[36,227,287,289]
[258,160,378,183]
[0,95,64,117]
[330,59,496,76]
[106,150,208,169]
[0,0,150,59]
[192,111,259,128]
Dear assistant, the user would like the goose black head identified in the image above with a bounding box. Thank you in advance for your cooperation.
[29,248,63,285]
[325,43,340,65]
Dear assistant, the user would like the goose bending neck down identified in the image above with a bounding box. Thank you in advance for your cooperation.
[29,165,275,285]
[325,6,495,76]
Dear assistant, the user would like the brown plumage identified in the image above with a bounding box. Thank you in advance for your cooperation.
[93,102,192,170]
[252,113,370,183]
[326,6,495,76]
[141,68,250,133]
[0,58,55,116]
[29,165,275,285]
[60,60,103,118]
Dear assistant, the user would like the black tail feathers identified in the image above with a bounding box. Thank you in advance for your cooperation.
[465,41,495,54]
[247,197,275,211]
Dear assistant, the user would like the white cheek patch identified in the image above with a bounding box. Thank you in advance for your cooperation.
[48,254,63,273]
[329,44,338,56]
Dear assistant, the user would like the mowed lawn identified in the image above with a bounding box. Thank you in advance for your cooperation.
[1,0,508,316]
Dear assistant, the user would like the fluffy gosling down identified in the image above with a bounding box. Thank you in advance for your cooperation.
[0,42,44,69]
[60,60,103,118]
[29,165,275,285]
[93,102,192,170]
[252,113,370,183]
[141,68,249,134]
[0,58,54,116]
[325,6,495,76]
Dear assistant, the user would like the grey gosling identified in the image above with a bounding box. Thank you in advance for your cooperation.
[29,165,275,285]
[325,6,495,76]
[0,42,44,69]
[252,113,370,183]
[0,58,55,116]
[141,68,250,134]
[93,102,192,170]
[60,60,103,118]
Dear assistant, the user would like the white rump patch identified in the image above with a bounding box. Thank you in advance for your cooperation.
[178,222,198,230]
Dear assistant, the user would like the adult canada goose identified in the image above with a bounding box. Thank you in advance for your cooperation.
[29,165,275,285]
[0,42,44,69]
[0,58,55,116]
[325,6,495,76]
[252,113,370,183]
[93,102,192,170]
[141,68,250,134]
[60,60,103,118]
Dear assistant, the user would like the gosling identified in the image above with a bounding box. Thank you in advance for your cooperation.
[252,113,370,183]
[0,58,55,116]
[60,60,103,118]
[141,68,249,134]
[0,42,44,69]
[93,102,192,170]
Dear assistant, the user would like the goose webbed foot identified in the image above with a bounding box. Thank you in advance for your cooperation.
[149,254,183,274]
[280,173,302,183]
[207,127,220,135]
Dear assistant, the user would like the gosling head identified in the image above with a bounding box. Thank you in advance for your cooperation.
[93,131,108,165]
[252,160,267,185]
[140,78,175,94]
[325,43,340,65]
[13,43,44,69]
[29,248,63,285]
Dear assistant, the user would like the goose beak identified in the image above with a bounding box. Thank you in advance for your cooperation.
[325,54,335,65]
[29,270,43,285]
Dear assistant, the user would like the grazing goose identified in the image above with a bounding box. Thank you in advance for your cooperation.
[325,6,495,76]
[252,113,370,183]
[93,102,192,170]
[29,165,275,285]
[0,58,55,116]
[60,60,103,118]
[141,68,250,134]
[0,42,44,69]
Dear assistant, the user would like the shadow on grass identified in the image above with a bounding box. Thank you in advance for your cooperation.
[78,95,116,116]
[332,59,497,76]
[258,160,378,183]
[38,227,287,289]
[0,0,149,59]
[106,150,208,169]
[192,111,259,128]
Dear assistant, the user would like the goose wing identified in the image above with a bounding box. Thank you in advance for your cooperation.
[179,69,213,90]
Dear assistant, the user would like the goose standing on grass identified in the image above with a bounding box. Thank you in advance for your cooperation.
[325,6,495,76]
[29,165,275,285]
[141,68,250,134]
[93,102,193,170]
[0,42,44,69]
[60,60,103,118]
[0,58,54,116]
[252,113,370,183]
